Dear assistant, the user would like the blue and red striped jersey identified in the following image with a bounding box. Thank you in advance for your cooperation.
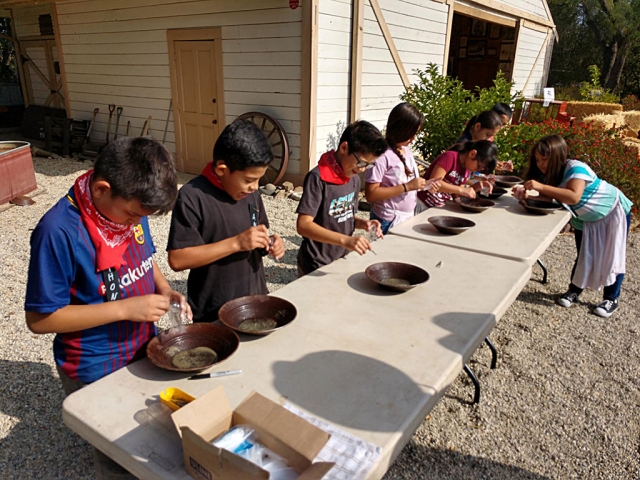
[25,188,158,383]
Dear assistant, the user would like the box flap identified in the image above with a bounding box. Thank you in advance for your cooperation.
[172,385,232,440]
[233,392,330,472]
[298,462,335,480]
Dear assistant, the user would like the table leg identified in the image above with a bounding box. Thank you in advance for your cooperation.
[463,364,480,404]
[484,337,498,369]
[537,258,548,284]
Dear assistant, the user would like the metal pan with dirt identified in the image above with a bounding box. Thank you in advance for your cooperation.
[520,199,563,215]
[456,197,495,213]
[365,262,430,292]
[428,216,476,234]
[493,175,524,188]
[478,186,508,200]
[147,323,239,372]
[218,295,297,335]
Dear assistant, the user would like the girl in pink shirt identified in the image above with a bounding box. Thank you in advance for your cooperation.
[365,102,441,233]
[418,141,498,208]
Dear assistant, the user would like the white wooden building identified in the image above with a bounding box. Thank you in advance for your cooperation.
[0,0,554,183]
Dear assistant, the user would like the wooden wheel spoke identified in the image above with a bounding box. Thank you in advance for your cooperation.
[261,118,267,130]
[266,127,278,140]
[271,141,283,148]
[268,164,280,172]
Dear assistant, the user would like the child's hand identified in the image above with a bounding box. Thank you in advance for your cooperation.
[405,177,427,192]
[268,234,285,260]
[236,225,271,252]
[424,176,443,193]
[523,179,543,192]
[344,235,371,255]
[513,185,527,201]
[365,220,384,239]
[473,180,493,193]
[123,294,170,322]
[461,186,476,199]
[496,161,513,172]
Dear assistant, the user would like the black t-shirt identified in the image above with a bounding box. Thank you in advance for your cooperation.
[167,175,269,321]
[296,167,359,275]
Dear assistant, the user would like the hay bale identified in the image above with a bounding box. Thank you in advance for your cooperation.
[622,111,640,131]
[582,113,626,130]
[566,101,623,121]
[623,137,640,158]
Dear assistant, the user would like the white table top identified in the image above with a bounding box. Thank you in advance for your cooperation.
[63,235,531,479]
[389,193,571,265]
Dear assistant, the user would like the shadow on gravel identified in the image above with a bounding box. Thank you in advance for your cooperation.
[516,290,558,307]
[384,442,551,480]
[0,360,93,478]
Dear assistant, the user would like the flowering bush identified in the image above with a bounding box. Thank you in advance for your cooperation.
[494,120,640,215]
[621,94,640,112]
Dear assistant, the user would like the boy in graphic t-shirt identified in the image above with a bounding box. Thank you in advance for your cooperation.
[296,120,388,276]
[167,119,285,322]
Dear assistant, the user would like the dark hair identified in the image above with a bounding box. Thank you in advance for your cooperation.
[213,119,273,172]
[449,140,498,172]
[492,103,513,120]
[386,102,423,178]
[93,136,177,214]
[339,120,388,158]
[524,135,568,186]
[461,110,502,136]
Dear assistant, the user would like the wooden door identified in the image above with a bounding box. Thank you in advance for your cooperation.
[174,40,220,174]
[21,39,64,109]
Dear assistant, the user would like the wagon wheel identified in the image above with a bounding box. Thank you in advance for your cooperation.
[237,112,290,186]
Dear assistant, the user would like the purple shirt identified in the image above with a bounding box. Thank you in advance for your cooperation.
[365,147,420,221]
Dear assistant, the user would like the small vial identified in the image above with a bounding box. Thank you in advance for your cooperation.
[168,300,182,330]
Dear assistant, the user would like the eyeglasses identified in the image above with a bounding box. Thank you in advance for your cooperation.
[353,152,375,170]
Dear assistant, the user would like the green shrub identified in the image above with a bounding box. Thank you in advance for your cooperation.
[580,65,619,103]
[494,120,640,215]
[401,63,521,162]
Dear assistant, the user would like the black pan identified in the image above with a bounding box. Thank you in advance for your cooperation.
[147,323,239,372]
[458,197,495,213]
[521,199,562,215]
[494,175,523,188]
[428,216,476,234]
[479,186,508,200]
[218,295,297,335]
[365,262,429,292]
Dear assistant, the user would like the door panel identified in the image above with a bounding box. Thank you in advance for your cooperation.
[175,40,219,174]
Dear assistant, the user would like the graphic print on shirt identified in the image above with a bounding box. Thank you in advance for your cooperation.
[328,192,356,223]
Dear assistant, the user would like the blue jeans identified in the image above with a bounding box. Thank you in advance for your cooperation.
[370,211,393,235]
[569,212,631,300]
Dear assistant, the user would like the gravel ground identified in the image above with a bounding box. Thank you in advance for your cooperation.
[1,155,638,479]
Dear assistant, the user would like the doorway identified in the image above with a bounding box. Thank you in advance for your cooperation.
[168,28,225,174]
[447,13,517,91]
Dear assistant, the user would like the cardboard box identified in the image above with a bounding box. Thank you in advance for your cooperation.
[172,386,333,480]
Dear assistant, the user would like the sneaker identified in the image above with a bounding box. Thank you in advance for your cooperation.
[593,299,618,318]
[557,291,579,308]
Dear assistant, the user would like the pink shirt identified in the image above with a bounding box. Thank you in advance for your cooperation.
[417,150,470,208]
[366,147,420,221]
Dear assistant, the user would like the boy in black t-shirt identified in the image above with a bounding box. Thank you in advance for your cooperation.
[167,120,285,322]
[296,121,388,275]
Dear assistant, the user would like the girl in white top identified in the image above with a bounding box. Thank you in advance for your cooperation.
[514,135,632,318]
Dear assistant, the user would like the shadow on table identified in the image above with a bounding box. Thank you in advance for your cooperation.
[0,360,94,478]
[383,442,551,480]
[272,350,428,432]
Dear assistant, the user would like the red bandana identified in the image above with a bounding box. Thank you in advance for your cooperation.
[318,150,350,185]
[201,162,226,191]
[73,170,134,272]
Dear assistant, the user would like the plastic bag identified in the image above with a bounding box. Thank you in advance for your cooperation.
[212,425,298,479]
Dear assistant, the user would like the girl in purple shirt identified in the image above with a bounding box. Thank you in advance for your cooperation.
[365,102,441,233]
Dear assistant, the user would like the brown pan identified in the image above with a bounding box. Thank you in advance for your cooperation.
[366,262,430,292]
[218,295,297,335]
[147,323,239,372]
